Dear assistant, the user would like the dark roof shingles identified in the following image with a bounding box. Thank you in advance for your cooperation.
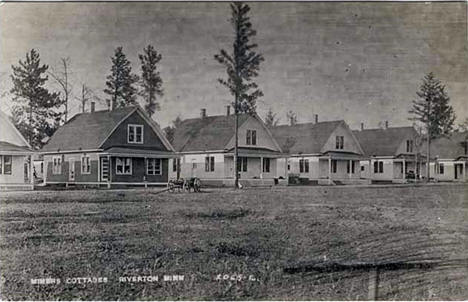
[353,127,417,156]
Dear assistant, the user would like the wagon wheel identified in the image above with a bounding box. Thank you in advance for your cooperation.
[182,179,190,192]
[193,178,201,192]
[167,181,175,193]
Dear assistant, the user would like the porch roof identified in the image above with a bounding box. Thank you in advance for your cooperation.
[319,151,367,160]
[101,147,178,158]
[225,147,284,158]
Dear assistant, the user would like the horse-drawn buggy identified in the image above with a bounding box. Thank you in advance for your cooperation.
[167,177,201,193]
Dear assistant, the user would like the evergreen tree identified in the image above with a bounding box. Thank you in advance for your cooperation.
[139,45,163,117]
[163,116,182,144]
[408,72,455,181]
[10,49,62,149]
[104,47,139,109]
[264,108,279,127]
[214,2,264,114]
[214,2,264,188]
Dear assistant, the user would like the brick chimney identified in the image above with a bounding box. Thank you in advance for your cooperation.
[385,120,389,129]
[106,100,111,111]
[200,108,206,118]
[314,114,318,124]
[226,105,231,116]
[90,102,95,113]
[361,122,364,131]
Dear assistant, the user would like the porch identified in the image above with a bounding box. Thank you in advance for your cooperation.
[318,152,369,185]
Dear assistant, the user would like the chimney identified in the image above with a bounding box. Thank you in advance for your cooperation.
[106,100,111,111]
[314,114,318,124]
[226,105,231,116]
[385,120,389,129]
[200,108,206,118]
[361,122,364,131]
[290,116,294,126]
[90,102,95,113]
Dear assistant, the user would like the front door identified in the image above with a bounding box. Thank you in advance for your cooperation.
[101,157,109,182]
[69,160,75,181]
[454,164,463,180]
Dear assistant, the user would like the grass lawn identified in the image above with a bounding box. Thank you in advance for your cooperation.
[0,184,467,300]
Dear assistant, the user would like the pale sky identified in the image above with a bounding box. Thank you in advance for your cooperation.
[0,2,467,129]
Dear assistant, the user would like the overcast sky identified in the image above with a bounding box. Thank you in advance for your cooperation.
[0,2,467,129]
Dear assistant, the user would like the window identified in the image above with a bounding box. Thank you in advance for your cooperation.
[299,159,309,173]
[40,162,44,174]
[331,160,337,173]
[438,163,444,175]
[347,161,355,174]
[128,125,144,144]
[352,161,355,174]
[237,157,248,172]
[246,130,257,146]
[335,136,344,149]
[262,158,270,173]
[406,140,414,153]
[361,165,365,172]
[373,161,384,173]
[147,158,161,175]
[287,160,290,171]
[0,155,12,175]
[205,156,215,172]
[52,156,62,175]
[81,154,91,174]
[116,157,132,175]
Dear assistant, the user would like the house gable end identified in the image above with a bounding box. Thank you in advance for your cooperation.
[321,122,363,155]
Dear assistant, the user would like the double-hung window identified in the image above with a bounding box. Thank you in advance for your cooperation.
[205,156,215,172]
[406,140,414,153]
[81,154,91,174]
[116,157,132,175]
[147,158,161,175]
[437,163,444,175]
[52,156,62,175]
[347,161,355,174]
[331,160,337,173]
[172,158,180,172]
[373,161,384,173]
[128,125,143,144]
[237,157,248,172]
[335,136,344,149]
[246,130,257,145]
[0,155,12,175]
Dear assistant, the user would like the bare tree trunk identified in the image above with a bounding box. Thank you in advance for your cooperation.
[29,101,33,145]
[234,93,239,189]
[426,133,430,182]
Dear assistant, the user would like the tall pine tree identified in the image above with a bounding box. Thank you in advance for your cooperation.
[138,45,163,117]
[104,47,139,110]
[214,2,264,188]
[409,72,455,181]
[10,49,62,149]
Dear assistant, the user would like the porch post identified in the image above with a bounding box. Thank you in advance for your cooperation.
[369,159,372,179]
[462,162,466,182]
[144,157,148,188]
[328,155,332,185]
[349,159,352,179]
[260,156,263,179]
[29,155,34,187]
[107,155,111,189]
[403,159,406,180]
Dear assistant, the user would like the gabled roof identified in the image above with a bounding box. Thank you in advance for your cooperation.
[41,106,174,152]
[352,126,418,157]
[172,114,251,152]
[271,121,344,154]
[0,110,32,151]
[429,131,468,159]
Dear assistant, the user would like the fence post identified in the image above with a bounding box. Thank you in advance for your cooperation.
[368,267,379,300]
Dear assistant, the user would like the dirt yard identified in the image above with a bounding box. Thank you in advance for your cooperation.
[0,184,467,300]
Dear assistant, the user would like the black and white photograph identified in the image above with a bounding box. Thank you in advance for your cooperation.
[0,0,467,300]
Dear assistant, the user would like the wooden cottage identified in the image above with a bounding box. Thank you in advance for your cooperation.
[41,105,176,188]
[353,126,422,183]
[428,131,467,182]
[271,120,368,185]
[170,108,287,187]
[0,110,34,190]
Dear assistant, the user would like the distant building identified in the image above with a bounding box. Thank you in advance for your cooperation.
[353,125,422,183]
[428,131,467,182]
[271,119,368,185]
[0,110,34,190]
[171,107,287,187]
[41,105,176,188]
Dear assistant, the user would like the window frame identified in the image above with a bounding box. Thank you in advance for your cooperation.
[52,156,62,175]
[116,157,132,175]
[299,159,309,173]
[262,158,270,173]
[237,157,248,172]
[81,154,91,174]
[335,136,344,150]
[246,129,257,146]
[331,159,337,173]
[2,155,12,175]
[205,156,215,172]
[147,158,162,175]
[406,140,414,153]
[438,163,444,175]
[127,124,144,144]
